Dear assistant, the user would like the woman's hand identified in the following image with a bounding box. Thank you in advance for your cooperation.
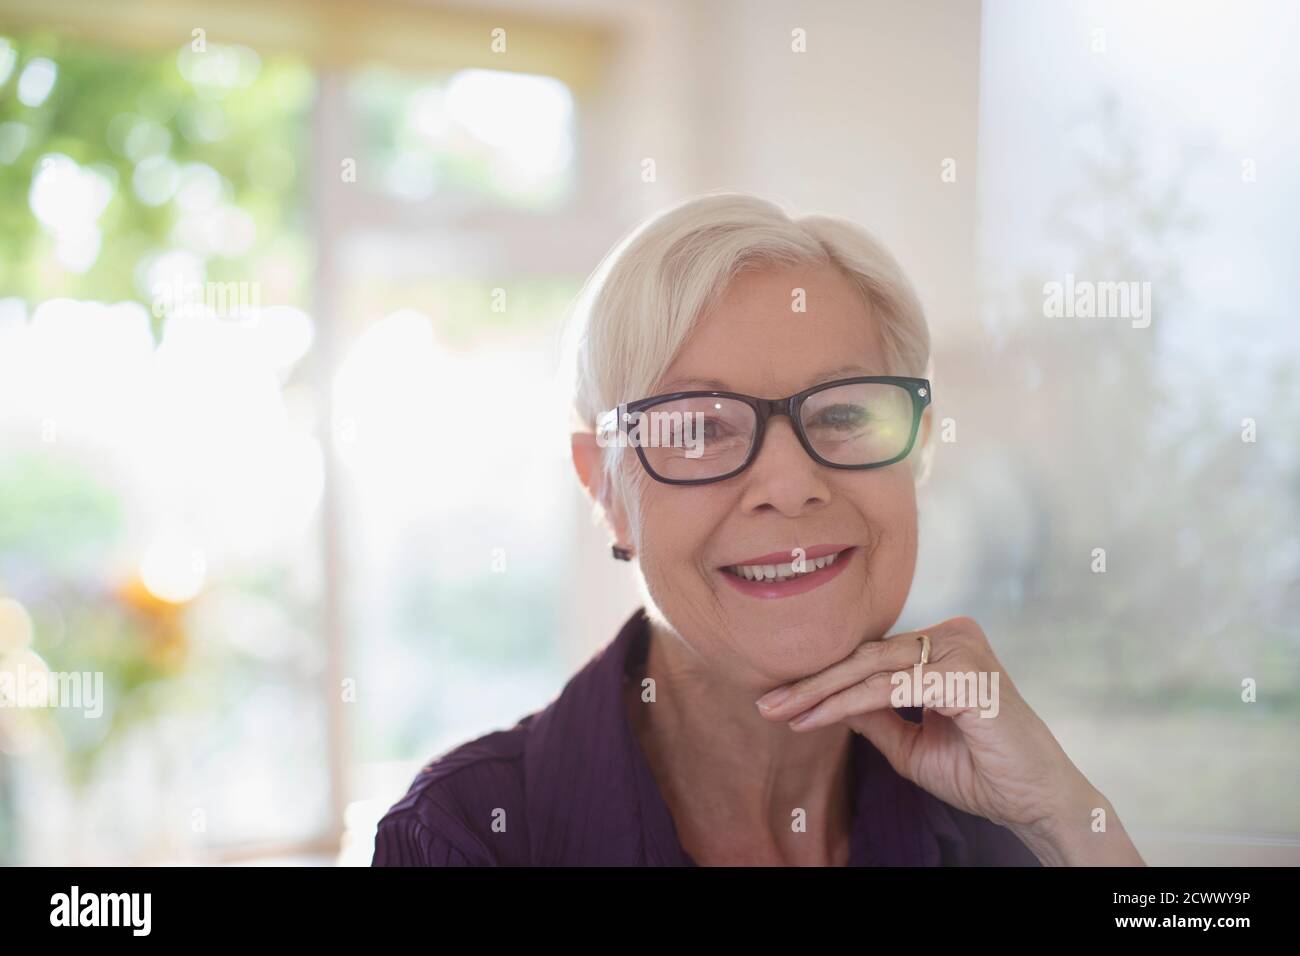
[753,616,1144,866]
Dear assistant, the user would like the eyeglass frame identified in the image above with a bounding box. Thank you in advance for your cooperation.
[597,375,932,486]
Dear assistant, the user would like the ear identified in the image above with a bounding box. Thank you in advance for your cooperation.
[912,405,936,486]
[918,405,933,447]
[571,431,633,549]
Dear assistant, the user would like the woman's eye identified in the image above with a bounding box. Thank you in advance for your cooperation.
[700,418,737,440]
[810,404,870,430]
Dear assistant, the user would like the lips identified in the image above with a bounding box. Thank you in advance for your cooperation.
[716,544,856,600]
[722,543,851,568]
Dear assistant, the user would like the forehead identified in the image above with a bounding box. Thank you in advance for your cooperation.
[655,263,887,396]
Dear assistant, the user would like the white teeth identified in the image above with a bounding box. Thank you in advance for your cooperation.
[726,550,843,581]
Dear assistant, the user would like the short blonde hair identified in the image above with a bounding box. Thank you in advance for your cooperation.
[563,191,934,529]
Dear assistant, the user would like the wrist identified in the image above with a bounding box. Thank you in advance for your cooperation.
[1012,780,1145,866]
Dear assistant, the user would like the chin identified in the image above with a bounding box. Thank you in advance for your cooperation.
[724,613,871,678]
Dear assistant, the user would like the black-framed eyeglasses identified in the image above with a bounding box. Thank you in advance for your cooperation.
[596,376,932,486]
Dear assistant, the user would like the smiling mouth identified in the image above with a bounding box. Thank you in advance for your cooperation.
[716,545,855,599]
[722,549,848,582]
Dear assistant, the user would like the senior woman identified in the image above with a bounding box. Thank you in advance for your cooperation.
[373,192,1144,867]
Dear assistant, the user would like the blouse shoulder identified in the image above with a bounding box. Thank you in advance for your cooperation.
[371,721,535,866]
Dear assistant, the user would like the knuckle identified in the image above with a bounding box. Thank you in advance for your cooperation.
[941,617,991,653]
[865,670,898,692]
[943,615,981,636]
[852,640,886,663]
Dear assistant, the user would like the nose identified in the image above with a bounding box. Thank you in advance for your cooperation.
[737,414,831,517]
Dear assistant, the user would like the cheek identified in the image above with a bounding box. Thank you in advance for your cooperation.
[857,478,919,580]
[636,489,723,582]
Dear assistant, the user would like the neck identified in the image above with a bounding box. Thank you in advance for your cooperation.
[625,614,855,865]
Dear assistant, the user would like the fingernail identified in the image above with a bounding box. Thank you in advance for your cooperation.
[756,687,791,711]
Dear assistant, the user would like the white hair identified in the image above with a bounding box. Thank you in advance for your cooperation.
[562,191,935,533]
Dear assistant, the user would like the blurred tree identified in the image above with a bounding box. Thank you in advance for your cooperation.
[0,31,319,862]
[0,32,313,332]
[989,92,1300,707]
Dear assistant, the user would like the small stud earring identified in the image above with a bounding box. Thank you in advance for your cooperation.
[611,544,633,561]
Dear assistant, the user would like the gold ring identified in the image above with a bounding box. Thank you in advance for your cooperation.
[917,633,931,666]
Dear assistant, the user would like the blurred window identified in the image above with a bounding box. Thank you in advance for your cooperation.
[0,20,591,864]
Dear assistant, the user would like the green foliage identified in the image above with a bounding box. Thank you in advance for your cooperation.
[0,32,313,312]
[0,32,317,812]
[0,453,122,573]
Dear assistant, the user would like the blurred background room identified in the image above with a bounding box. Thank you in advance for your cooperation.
[0,0,1296,865]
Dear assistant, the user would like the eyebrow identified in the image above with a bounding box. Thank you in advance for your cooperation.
[656,364,881,394]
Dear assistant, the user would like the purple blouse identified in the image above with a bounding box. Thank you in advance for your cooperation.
[373,607,1042,866]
